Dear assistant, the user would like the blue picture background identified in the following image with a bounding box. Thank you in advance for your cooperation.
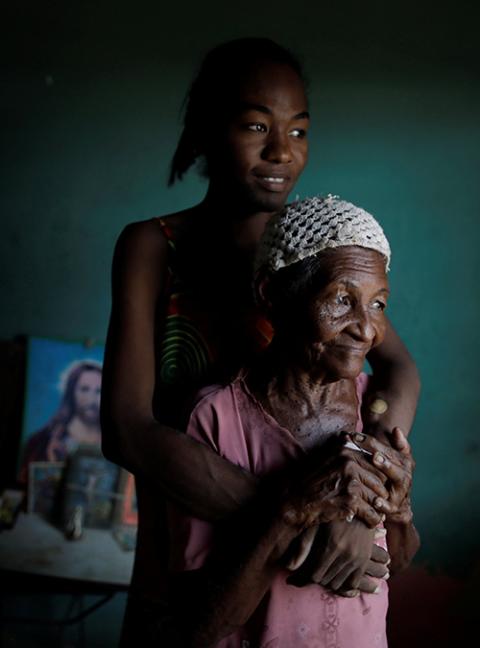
[20,337,104,469]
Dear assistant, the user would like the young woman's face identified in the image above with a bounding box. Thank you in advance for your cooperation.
[294,247,389,380]
[206,61,309,213]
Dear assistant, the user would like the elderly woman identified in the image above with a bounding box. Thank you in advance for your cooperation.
[166,196,419,648]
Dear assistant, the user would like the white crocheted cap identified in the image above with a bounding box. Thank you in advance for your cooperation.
[255,195,391,274]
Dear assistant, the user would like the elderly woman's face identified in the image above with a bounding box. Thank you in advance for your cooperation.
[301,247,389,380]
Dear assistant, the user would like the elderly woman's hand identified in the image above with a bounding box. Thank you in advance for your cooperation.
[346,427,415,521]
[280,439,390,532]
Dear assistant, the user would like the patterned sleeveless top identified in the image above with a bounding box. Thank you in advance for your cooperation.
[154,218,273,429]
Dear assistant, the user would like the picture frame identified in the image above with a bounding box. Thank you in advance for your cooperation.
[18,336,104,483]
[62,446,120,530]
[27,461,65,518]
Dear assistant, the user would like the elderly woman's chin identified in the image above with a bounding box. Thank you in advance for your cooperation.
[327,363,365,382]
[309,345,368,383]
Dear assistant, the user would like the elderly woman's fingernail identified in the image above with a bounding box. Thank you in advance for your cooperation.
[354,433,366,443]
[383,572,390,580]
[374,453,385,465]
[373,585,381,594]
[375,527,387,539]
[374,497,384,509]
[345,590,359,597]
[346,511,354,523]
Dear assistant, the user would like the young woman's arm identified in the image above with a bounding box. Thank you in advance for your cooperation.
[174,514,300,647]
[100,221,257,521]
[366,318,421,439]
[385,513,420,574]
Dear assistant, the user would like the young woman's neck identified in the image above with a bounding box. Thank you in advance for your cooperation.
[200,190,276,251]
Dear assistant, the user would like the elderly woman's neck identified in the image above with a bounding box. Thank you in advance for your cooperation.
[248,342,343,405]
[250,357,331,404]
[246,348,359,447]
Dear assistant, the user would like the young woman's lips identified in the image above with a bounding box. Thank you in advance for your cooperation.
[254,174,289,192]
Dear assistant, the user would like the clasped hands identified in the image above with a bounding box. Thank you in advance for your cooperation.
[280,428,415,596]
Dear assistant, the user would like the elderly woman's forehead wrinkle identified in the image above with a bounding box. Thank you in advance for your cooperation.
[322,249,388,281]
[328,246,386,264]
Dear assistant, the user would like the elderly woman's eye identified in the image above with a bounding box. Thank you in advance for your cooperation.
[372,300,386,311]
[336,294,350,306]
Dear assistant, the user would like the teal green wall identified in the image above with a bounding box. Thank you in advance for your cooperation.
[2,0,479,582]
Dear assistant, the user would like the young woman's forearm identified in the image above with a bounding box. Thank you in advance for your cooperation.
[385,519,420,574]
[185,514,300,647]
[367,318,421,437]
[102,415,257,522]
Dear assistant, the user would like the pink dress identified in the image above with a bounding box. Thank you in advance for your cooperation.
[168,374,388,648]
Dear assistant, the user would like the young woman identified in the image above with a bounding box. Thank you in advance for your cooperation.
[100,38,420,642]
[165,196,419,647]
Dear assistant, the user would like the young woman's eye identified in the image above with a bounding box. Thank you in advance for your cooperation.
[290,128,307,139]
[246,123,267,133]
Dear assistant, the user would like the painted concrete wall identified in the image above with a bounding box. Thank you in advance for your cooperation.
[2,1,479,645]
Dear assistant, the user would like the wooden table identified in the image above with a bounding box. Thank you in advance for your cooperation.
[0,513,135,646]
[0,512,134,590]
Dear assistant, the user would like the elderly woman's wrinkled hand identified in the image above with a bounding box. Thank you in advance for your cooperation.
[347,427,415,520]
[280,440,390,531]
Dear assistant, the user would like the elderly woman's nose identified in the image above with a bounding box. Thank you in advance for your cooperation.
[350,305,376,342]
[262,130,293,164]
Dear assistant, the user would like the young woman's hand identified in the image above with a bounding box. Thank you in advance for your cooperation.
[285,520,389,595]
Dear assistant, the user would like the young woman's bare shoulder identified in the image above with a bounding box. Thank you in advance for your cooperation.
[157,207,198,239]
[117,208,194,258]
[116,218,164,256]
[112,210,196,297]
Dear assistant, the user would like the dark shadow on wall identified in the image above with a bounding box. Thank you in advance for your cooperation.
[388,563,479,647]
